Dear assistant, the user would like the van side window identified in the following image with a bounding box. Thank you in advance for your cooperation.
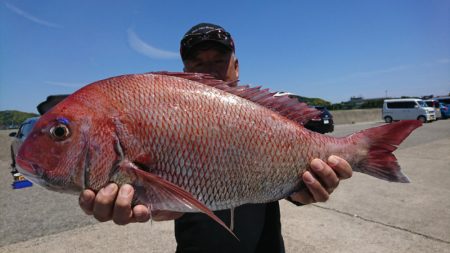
[387,102,399,108]
[387,101,416,108]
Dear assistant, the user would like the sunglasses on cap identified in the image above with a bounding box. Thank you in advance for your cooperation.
[181,29,234,53]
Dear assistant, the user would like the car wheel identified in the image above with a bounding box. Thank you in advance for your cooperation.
[384,116,393,123]
[417,116,427,123]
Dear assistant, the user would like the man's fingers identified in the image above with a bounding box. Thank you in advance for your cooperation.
[112,184,134,225]
[288,169,331,205]
[93,183,118,222]
[310,158,339,193]
[303,171,330,202]
[79,189,96,215]
[133,205,151,222]
[289,156,353,205]
[288,188,313,205]
[328,155,352,179]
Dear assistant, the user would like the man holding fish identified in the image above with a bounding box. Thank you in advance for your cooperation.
[77,23,353,252]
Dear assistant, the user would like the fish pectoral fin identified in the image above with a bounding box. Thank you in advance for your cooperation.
[114,161,237,239]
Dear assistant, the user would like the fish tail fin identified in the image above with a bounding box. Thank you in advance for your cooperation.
[349,120,422,183]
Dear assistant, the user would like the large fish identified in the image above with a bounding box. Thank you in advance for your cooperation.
[17,72,420,234]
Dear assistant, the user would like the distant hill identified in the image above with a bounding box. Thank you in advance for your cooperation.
[0,110,39,129]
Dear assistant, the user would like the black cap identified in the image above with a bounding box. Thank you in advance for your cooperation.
[37,95,69,115]
[180,23,235,60]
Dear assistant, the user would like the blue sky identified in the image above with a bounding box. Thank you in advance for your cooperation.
[1,0,449,113]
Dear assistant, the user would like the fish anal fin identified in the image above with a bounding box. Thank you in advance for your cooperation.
[112,160,237,239]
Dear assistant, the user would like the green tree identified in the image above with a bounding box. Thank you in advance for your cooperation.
[0,110,39,129]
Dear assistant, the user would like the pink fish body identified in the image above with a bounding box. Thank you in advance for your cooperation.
[17,72,421,233]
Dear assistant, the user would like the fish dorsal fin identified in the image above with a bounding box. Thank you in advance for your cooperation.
[151,72,321,125]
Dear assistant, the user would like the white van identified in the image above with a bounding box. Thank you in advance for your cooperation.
[382,99,435,123]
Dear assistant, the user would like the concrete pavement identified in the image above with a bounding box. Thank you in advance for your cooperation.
[1,120,449,252]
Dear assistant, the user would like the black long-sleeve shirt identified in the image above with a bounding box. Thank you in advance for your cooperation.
[175,201,285,253]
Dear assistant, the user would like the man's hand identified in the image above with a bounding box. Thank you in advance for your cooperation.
[79,184,182,225]
[80,156,351,222]
[289,155,352,205]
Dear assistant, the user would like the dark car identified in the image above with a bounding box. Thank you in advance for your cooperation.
[304,106,334,134]
[9,117,39,173]
[273,92,334,134]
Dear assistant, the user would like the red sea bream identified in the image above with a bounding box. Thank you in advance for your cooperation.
[16,72,421,234]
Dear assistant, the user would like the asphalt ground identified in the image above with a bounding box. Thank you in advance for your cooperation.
[0,120,449,252]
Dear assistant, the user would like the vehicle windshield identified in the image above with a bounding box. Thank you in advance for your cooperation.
[418,101,428,107]
[18,120,37,138]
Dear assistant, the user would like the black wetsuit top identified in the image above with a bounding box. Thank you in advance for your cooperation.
[175,202,285,253]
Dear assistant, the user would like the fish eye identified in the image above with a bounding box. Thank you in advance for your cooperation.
[50,124,70,141]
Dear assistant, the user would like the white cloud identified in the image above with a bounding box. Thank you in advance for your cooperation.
[4,2,62,28]
[127,28,178,59]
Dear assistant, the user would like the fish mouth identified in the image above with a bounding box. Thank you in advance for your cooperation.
[16,156,50,187]
[16,155,80,193]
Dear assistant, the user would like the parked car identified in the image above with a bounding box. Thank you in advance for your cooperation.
[435,96,450,106]
[382,99,435,123]
[9,117,39,172]
[424,99,442,119]
[436,96,450,119]
[273,92,334,134]
[438,102,450,119]
[304,106,334,134]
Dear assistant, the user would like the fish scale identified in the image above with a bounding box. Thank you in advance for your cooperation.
[17,72,420,235]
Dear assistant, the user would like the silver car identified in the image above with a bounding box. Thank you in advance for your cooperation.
[9,117,39,173]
